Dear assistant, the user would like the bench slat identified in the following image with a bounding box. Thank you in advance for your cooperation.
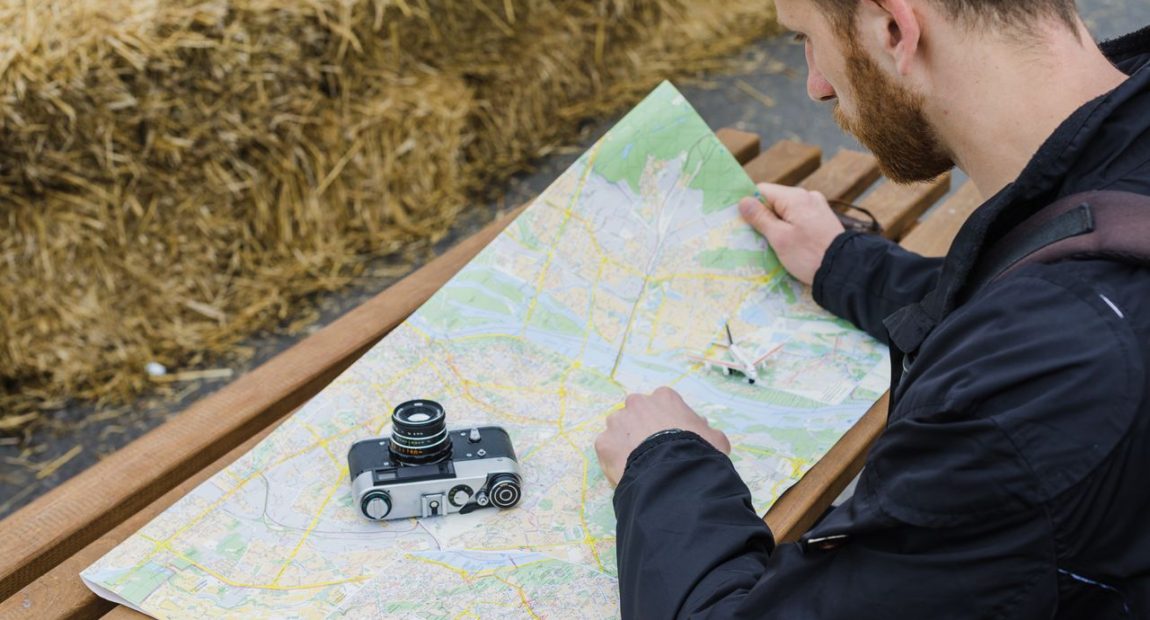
[766,395,890,542]
[860,173,953,240]
[103,607,143,619]
[799,149,881,204]
[900,181,983,256]
[743,140,822,185]
[716,128,762,165]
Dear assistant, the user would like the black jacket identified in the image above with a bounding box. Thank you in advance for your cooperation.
[614,27,1150,619]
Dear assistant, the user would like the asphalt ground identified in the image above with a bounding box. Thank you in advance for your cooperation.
[3,1,1148,519]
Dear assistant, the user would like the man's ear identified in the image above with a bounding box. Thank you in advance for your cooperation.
[858,0,922,76]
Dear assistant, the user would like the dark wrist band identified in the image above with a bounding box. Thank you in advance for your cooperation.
[644,428,685,442]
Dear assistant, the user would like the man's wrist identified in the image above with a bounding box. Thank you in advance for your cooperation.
[624,429,714,475]
[812,229,864,308]
[625,429,686,472]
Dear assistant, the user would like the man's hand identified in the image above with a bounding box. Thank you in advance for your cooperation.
[738,182,845,285]
[594,387,731,487]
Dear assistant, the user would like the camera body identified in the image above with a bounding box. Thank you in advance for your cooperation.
[348,400,522,521]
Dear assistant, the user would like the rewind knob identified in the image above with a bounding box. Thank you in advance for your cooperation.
[361,491,392,520]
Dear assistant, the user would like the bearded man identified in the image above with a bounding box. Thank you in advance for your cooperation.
[593,1,1150,617]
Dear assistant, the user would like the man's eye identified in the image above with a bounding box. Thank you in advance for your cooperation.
[792,33,808,43]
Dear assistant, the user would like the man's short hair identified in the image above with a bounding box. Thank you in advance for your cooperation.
[811,0,1079,36]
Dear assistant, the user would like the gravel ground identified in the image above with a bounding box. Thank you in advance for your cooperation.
[3,1,1148,519]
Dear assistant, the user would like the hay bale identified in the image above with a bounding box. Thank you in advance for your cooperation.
[0,0,777,430]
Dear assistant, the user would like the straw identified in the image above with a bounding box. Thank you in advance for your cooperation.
[0,0,778,433]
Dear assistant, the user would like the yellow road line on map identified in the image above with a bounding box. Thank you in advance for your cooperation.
[645,293,668,355]
[453,600,524,620]
[113,425,363,588]
[442,333,527,345]
[140,540,368,590]
[407,554,472,580]
[461,379,558,396]
[652,272,775,284]
[739,445,784,458]
[493,575,542,620]
[112,381,393,588]
[272,473,347,586]
[555,362,577,432]
[158,426,360,546]
[306,424,344,468]
[609,268,651,380]
[370,357,428,394]
[567,403,620,437]
[401,322,433,343]
[560,433,605,573]
[573,260,607,364]
[568,212,647,278]
[522,143,602,333]
[461,390,554,425]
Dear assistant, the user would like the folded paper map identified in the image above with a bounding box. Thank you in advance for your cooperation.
[83,82,889,619]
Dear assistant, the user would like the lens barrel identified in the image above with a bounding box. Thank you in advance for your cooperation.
[389,400,451,465]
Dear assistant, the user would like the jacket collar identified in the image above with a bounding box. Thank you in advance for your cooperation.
[884,27,1150,357]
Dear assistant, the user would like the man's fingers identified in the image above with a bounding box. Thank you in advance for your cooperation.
[755,182,810,220]
[755,182,833,223]
[738,196,784,235]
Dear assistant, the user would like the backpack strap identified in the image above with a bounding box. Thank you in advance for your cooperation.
[971,190,1150,290]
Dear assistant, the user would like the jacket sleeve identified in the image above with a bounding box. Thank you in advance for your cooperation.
[613,432,1058,620]
[812,231,942,344]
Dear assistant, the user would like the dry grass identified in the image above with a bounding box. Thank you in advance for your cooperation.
[0,0,778,432]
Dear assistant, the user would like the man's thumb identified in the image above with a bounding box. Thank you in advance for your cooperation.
[739,197,781,235]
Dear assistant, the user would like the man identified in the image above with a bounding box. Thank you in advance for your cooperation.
[594,0,1150,617]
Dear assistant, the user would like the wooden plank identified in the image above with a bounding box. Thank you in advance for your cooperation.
[858,173,952,240]
[0,130,771,607]
[0,202,530,601]
[900,181,983,257]
[743,140,822,186]
[799,149,881,204]
[0,420,288,620]
[765,395,889,542]
[102,607,143,619]
[715,128,761,165]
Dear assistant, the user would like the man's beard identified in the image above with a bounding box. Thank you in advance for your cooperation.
[833,43,954,183]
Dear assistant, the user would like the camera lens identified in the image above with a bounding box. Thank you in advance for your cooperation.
[389,400,452,465]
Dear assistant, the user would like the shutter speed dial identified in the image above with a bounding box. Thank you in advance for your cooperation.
[449,485,473,507]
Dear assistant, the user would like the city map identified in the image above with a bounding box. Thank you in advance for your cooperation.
[83,82,890,618]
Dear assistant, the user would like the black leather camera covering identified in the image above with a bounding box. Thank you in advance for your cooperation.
[347,425,517,485]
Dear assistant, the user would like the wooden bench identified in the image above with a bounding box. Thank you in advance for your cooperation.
[0,129,983,620]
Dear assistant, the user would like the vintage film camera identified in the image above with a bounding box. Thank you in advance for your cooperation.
[347,400,522,521]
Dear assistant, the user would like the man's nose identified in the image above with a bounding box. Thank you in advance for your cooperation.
[807,70,837,101]
[805,45,837,102]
